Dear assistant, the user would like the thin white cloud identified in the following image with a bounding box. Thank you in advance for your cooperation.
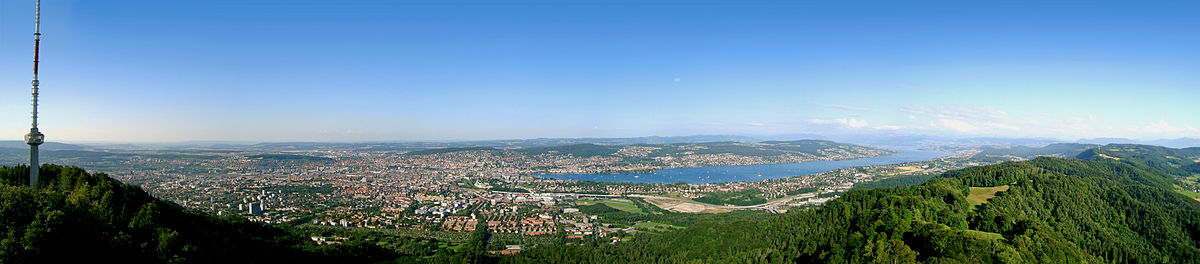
[900,105,931,115]
[1131,120,1199,134]
[904,103,1028,135]
[808,118,869,128]
[901,103,1198,139]
[845,118,868,128]
[820,104,870,112]
[932,104,1010,121]
[937,119,979,133]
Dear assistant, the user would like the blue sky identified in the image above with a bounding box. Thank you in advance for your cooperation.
[1,0,1198,142]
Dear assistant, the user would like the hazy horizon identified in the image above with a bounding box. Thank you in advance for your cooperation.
[3,1,1198,142]
[7,133,1199,146]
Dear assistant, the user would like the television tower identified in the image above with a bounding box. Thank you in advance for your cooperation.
[24,0,45,188]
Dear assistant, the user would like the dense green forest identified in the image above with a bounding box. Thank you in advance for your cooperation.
[850,173,939,190]
[509,147,1200,263]
[693,189,769,206]
[577,199,768,228]
[1077,144,1200,175]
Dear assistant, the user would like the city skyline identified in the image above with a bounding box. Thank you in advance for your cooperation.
[2,0,1198,142]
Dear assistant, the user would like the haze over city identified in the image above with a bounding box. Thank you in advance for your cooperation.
[1,0,1197,142]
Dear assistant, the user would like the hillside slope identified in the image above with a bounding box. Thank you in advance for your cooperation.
[971,143,1098,162]
[510,150,1200,263]
[0,165,395,264]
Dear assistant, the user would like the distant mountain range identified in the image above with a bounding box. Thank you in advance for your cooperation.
[0,140,85,151]
[971,143,1100,162]
[162,135,767,152]
[7,135,1199,154]
[1075,137,1200,148]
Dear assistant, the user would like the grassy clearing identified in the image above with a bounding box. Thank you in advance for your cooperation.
[967,185,1010,205]
[438,241,464,251]
[578,199,645,214]
[632,221,683,233]
[963,229,1004,240]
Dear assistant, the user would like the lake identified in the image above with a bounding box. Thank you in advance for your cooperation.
[537,148,954,184]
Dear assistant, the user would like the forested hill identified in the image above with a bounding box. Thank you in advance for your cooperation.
[510,151,1200,263]
[0,165,400,264]
[971,143,1098,162]
[1077,144,1200,175]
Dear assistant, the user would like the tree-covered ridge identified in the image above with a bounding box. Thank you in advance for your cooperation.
[1078,144,1200,175]
[0,165,400,264]
[972,143,1098,162]
[693,189,768,206]
[509,153,1200,263]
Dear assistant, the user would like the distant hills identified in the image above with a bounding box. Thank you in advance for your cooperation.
[248,135,765,152]
[15,135,1198,153]
[971,143,1099,162]
[0,140,85,151]
[1077,144,1200,176]
[1076,137,1200,148]
[245,154,334,162]
[460,135,764,148]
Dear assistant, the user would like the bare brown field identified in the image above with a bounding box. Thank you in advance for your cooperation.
[646,198,731,214]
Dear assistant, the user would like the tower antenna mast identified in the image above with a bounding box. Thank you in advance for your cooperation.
[25,0,45,188]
